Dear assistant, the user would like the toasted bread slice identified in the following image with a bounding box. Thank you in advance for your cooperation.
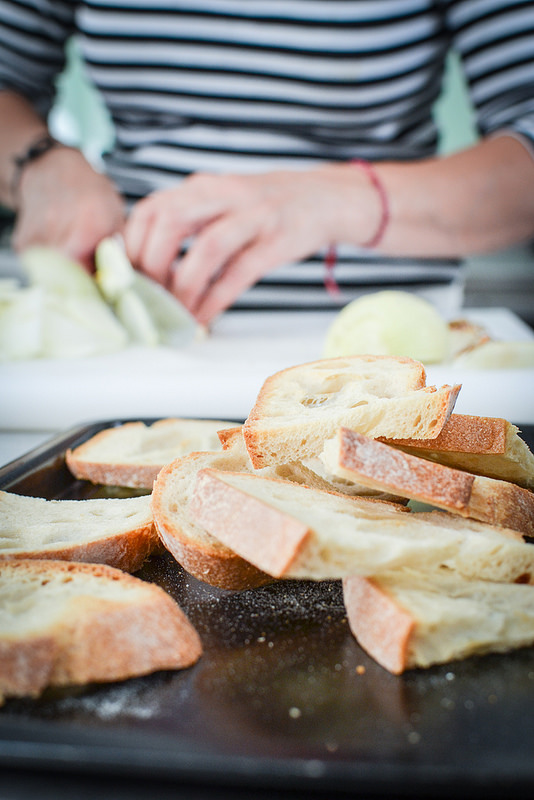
[0,490,158,572]
[381,414,534,490]
[189,469,534,583]
[321,429,534,536]
[66,417,239,488]
[242,355,460,468]
[0,559,202,703]
[343,569,534,674]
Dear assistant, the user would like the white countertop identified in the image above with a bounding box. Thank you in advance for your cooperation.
[1,306,533,470]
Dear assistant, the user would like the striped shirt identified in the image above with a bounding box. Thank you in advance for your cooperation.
[2,0,534,313]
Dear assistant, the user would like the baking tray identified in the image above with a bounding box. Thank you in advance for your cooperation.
[1,419,534,799]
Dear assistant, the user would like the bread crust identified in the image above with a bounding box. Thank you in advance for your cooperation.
[0,526,157,574]
[155,526,274,590]
[0,636,57,699]
[380,414,509,454]
[189,468,311,578]
[0,491,159,573]
[335,429,534,536]
[380,414,534,490]
[217,426,243,450]
[342,575,414,675]
[0,559,202,702]
[343,569,534,673]
[151,454,272,590]
[65,453,163,490]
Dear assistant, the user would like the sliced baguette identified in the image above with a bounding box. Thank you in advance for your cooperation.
[0,559,202,702]
[217,425,243,450]
[321,429,534,536]
[343,569,534,674]
[380,414,534,490]
[189,469,534,583]
[218,424,407,504]
[242,355,460,468]
[151,433,407,589]
[447,318,491,360]
[151,446,272,590]
[0,490,158,572]
[66,417,238,488]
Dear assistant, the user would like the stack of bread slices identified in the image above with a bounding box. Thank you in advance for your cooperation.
[152,354,534,674]
[2,355,534,696]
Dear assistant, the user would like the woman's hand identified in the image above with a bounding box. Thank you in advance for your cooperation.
[12,146,126,271]
[124,165,382,324]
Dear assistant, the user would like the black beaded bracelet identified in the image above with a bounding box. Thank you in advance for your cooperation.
[11,133,60,203]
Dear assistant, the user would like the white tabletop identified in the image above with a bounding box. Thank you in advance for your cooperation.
[1,306,533,470]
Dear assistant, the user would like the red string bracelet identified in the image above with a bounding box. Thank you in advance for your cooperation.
[324,158,390,297]
[351,158,390,248]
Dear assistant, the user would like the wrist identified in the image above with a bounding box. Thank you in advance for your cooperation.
[319,160,390,249]
[11,134,73,209]
[323,160,390,297]
[350,159,390,249]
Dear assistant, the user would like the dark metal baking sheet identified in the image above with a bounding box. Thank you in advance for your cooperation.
[1,419,534,799]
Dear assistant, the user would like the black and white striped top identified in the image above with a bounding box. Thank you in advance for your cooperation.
[2,0,534,313]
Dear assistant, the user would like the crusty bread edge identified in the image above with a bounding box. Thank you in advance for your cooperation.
[0,559,202,702]
[333,428,534,536]
[0,518,159,574]
[151,457,273,591]
[342,575,415,675]
[189,468,312,579]
[65,450,162,489]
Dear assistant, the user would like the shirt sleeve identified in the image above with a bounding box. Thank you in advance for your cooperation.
[0,0,76,117]
[444,0,534,150]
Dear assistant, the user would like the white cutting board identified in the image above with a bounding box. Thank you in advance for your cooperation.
[1,308,533,431]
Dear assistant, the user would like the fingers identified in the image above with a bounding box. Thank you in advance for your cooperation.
[123,169,336,322]
[183,234,291,324]
[171,209,261,312]
[125,180,226,288]
[125,196,185,288]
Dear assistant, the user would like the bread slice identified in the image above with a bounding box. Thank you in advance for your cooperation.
[189,469,534,583]
[0,490,158,572]
[0,559,202,703]
[380,414,534,490]
[321,429,534,536]
[242,355,460,468]
[217,425,243,450]
[151,445,272,590]
[447,318,491,360]
[343,568,534,674]
[218,424,407,504]
[152,428,391,589]
[66,417,239,488]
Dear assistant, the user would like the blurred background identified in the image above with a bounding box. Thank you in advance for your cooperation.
[2,42,533,328]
